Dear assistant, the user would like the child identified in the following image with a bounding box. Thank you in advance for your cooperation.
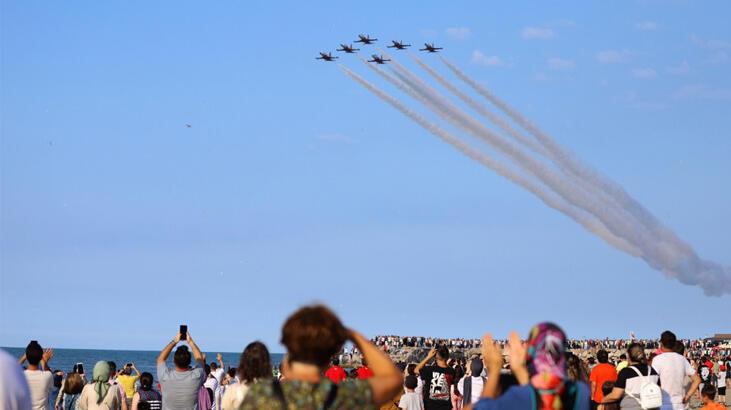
[599,381,619,410]
[398,375,424,410]
[716,364,726,404]
[700,384,725,410]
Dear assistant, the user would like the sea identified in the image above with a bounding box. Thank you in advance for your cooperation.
[2,347,284,381]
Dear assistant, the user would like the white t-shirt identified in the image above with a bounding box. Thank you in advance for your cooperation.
[0,349,32,410]
[398,391,424,410]
[457,376,485,405]
[204,376,220,410]
[651,352,696,410]
[221,383,251,410]
[24,369,53,410]
[212,368,225,384]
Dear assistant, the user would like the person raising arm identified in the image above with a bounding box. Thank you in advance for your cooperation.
[414,347,437,376]
[350,329,404,405]
[156,331,207,410]
[156,333,182,367]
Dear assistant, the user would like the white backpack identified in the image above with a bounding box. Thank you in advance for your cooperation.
[626,365,662,409]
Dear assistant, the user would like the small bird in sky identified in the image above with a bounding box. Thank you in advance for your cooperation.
[185,124,192,128]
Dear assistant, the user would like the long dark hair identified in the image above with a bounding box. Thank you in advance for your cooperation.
[140,372,155,391]
[565,352,588,383]
[238,341,272,384]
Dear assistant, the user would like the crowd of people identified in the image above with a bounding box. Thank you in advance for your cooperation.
[2,304,730,410]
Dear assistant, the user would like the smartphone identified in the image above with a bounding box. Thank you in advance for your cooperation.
[76,363,84,374]
[180,325,188,340]
[126,363,133,368]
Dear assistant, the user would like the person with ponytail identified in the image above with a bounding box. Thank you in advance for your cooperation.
[469,322,590,410]
[600,343,660,410]
[131,372,161,410]
[78,361,121,410]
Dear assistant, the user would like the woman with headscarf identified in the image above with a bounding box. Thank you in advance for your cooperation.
[469,322,591,410]
[78,361,121,410]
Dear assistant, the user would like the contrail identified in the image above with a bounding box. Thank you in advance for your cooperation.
[340,64,642,257]
[411,54,635,227]
[440,56,673,240]
[410,54,548,158]
[385,56,656,257]
[438,57,731,295]
[356,56,731,295]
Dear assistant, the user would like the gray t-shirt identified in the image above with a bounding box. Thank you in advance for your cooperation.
[157,364,205,410]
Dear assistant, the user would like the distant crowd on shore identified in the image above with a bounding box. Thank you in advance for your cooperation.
[2,304,730,410]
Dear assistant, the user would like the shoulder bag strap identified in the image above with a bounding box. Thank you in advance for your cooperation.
[625,366,647,409]
[463,377,472,405]
[272,379,287,410]
[322,382,339,410]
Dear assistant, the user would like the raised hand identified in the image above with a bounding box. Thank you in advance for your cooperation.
[507,331,527,370]
[480,334,503,371]
[42,348,54,363]
[216,353,223,362]
[507,331,530,384]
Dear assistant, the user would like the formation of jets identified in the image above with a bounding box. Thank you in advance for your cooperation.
[317,34,442,64]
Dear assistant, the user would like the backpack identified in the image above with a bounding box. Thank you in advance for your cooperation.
[626,366,662,409]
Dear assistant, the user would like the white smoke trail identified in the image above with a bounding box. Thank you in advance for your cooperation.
[409,54,548,158]
[340,64,642,256]
[383,57,659,261]
[440,57,674,240]
[439,57,731,295]
[411,54,638,230]
[366,51,731,294]
[354,54,731,294]
[363,56,644,258]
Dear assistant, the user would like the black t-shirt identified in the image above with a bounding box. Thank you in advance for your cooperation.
[615,364,660,389]
[420,365,456,410]
[698,364,712,383]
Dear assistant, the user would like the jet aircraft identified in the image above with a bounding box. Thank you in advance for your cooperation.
[387,40,411,50]
[419,43,443,52]
[355,34,377,44]
[337,44,359,53]
[367,54,391,64]
[316,52,338,61]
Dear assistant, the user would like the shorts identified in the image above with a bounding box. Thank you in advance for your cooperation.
[718,386,726,395]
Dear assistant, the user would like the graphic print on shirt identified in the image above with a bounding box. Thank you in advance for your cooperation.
[429,372,450,401]
[700,366,711,382]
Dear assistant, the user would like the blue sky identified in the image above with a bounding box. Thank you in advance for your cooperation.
[1,0,730,352]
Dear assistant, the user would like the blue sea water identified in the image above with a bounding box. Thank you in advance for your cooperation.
[2,346,284,380]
